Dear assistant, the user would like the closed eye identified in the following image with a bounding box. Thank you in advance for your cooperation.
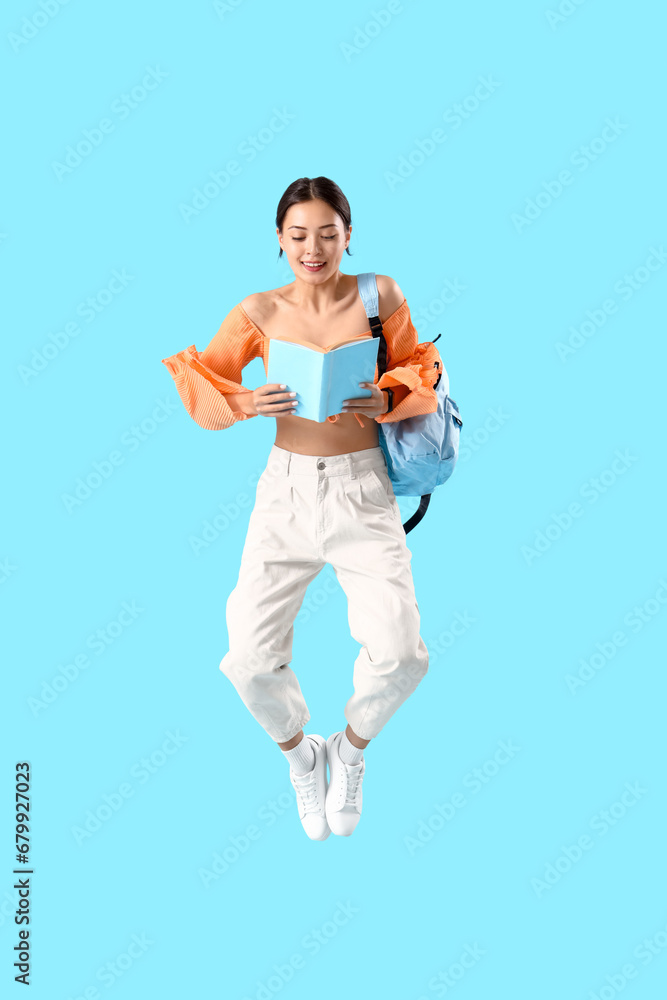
[291,236,336,241]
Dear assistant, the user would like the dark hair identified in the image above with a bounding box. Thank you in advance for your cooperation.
[276,176,353,258]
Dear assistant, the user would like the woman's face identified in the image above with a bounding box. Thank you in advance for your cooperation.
[277,198,351,279]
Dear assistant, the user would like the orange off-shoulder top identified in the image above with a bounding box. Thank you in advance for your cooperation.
[161,298,439,431]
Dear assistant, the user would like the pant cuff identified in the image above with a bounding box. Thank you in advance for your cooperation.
[269,717,310,744]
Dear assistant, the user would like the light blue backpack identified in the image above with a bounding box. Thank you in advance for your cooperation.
[356,272,463,534]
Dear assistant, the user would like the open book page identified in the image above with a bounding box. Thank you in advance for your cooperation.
[266,339,324,421]
[324,338,380,422]
[267,337,380,422]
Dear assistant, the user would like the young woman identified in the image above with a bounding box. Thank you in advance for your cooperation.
[162,177,439,841]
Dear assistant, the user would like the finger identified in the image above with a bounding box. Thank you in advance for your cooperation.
[259,390,297,402]
[342,387,380,404]
[257,397,297,412]
[262,400,297,411]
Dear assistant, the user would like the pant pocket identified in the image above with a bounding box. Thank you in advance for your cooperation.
[364,467,398,514]
[370,466,396,500]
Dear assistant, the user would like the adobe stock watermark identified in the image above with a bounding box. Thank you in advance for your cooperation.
[0,884,24,929]
[511,117,629,233]
[64,932,154,998]
[199,787,297,887]
[428,610,476,661]
[222,601,474,714]
[189,450,307,554]
[416,942,486,999]
[404,739,520,855]
[27,601,145,717]
[70,731,188,846]
[555,245,667,361]
[458,406,509,463]
[586,915,667,1000]
[61,397,178,513]
[219,609,298,689]
[18,269,134,384]
[366,608,477,727]
[339,1,404,63]
[1,558,17,585]
[239,901,359,1000]
[530,781,648,898]
[295,566,340,625]
[565,577,667,694]
[189,468,263,555]
[385,76,501,191]
[410,277,468,333]
[212,0,248,18]
[8,0,73,53]
[179,107,296,223]
[545,0,590,31]
[521,449,637,567]
[52,67,168,181]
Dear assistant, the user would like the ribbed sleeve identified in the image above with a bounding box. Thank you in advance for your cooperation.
[374,299,440,424]
[161,304,263,430]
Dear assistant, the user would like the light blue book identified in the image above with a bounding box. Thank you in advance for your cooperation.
[266,334,381,422]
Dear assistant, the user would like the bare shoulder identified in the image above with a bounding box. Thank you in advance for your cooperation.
[239,290,272,326]
[376,274,406,322]
[240,292,266,319]
[240,283,295,325]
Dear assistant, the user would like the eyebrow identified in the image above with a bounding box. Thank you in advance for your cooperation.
[287,224,339,231]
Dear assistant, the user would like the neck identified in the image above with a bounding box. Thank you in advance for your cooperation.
[290,270,352,313]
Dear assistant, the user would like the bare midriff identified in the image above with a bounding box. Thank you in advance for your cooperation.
[274,407,381,456]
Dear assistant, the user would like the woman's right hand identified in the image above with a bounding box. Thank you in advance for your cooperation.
[252,383,298,418]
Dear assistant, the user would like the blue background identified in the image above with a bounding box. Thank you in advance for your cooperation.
[3,1,667,997]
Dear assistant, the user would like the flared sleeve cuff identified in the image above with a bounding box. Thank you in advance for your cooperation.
[374,343,440,424]
[161,345,256,431]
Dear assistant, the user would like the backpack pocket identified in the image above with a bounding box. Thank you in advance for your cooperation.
[437,395,463,485]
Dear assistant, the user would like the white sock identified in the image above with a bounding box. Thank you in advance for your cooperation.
[282,735,316,774]
[338,730,364,765]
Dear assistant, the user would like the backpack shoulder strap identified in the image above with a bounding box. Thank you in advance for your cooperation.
[356,272,379,320]
[357,272,384,337]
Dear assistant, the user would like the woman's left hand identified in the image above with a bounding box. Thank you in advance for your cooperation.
[341,382,387,419]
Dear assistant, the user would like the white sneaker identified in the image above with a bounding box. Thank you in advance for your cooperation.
[325,731,365,836]
[289,734,331,841]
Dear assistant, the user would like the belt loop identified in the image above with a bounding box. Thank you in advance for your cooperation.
[267,448,290,477]
[285,451,292,477]
[346,454,357,480]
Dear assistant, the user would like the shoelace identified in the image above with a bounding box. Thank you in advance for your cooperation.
[292,769,321,814]
[342,765,363,806]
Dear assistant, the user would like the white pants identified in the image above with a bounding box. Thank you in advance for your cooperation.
[219,444,429,742]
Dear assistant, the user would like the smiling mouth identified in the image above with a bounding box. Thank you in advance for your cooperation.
[302,261,326,269]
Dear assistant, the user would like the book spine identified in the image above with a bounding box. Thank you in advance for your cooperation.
[321,351,332,423]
